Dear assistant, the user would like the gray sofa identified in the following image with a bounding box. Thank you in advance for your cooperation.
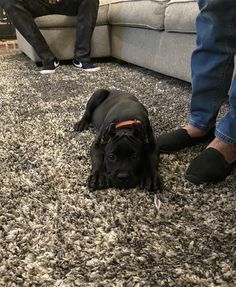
[16,0,199,83]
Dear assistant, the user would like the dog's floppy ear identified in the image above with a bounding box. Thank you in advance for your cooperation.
[132,123,148,143]
[100,123,116,144]
[107,123,116,137]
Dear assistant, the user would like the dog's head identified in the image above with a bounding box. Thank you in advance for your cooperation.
[102,121,148,189]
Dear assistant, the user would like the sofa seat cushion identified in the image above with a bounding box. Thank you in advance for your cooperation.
[35,0,109,28]
[165,0,198,34]
[109,0,169,31]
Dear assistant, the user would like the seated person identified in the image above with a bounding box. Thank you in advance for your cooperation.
[0,0,100,74]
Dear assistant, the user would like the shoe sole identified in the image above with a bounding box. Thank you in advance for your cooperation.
[40,69,56,75]
[40,63,59,75]
[73,64,100,72]
[185,172,229,185]
[185,174,206,185]
[185,148,236,185]
[185,164,235,185]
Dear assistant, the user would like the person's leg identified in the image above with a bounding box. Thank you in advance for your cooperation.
[214,74,236,149]
[0,0,56,63]
[204,74,236,165]
[197,71,236,164]
[73,0,99,62]
[158,0,236,153]
[185,0,236,184]
[188,0,236,133]
[0,0,100,70]
[49,0,100,70]
[72,0,100,71]
[29,0,99,62]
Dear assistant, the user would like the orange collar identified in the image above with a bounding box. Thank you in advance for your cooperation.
[115,119,142,129]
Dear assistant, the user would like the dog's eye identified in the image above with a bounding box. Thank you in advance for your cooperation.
[107,154,116,161]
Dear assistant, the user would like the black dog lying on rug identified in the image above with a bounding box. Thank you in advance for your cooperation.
[74,89,162,192]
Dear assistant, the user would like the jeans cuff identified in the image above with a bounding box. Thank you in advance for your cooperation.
[188,118,210,132]
[215,129,236,146]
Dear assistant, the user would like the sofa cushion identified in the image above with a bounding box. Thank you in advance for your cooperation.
[35,0,109,28]
[109,0,169,31]
[165,0,198,34]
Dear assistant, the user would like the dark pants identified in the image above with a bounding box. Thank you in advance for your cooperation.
[0,0,99,62]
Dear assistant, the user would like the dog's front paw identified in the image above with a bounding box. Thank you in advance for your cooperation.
[74,119,90,132]
[88,171,108,190]
[141,171,163,193]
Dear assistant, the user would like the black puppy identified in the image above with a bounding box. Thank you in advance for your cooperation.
[74,89,162,192]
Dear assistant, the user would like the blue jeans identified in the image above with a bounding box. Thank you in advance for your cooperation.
[189,0,236,146]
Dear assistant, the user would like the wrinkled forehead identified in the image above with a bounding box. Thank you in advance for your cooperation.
[105,137,142,154]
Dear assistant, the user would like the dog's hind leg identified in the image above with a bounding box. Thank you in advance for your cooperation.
[74,89,110,132]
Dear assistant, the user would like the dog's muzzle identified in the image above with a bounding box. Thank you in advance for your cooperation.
[108,171,139,189]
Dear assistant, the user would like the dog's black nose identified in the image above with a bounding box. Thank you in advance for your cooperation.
[116,172,130,181]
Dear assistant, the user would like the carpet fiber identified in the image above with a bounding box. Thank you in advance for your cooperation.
[0,54,235,286]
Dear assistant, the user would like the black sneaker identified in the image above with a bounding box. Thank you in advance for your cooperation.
[40,59,59,75]
[72,59,100,72]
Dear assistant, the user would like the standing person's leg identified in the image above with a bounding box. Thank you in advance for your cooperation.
[158,0,236,183]
[216,76,236,148]
[159,0,236,153]
[189,0,236,133]
[0,0,56,65]
[186,73,236,184]
[185,0,236,183]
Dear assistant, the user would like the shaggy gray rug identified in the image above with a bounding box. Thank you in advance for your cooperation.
[0,53,235,287]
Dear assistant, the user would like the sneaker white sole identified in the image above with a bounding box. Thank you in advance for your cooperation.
[40,62,59,75]
[82,66,100,72]
[73,62,100,72]
[40,69,56,75]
